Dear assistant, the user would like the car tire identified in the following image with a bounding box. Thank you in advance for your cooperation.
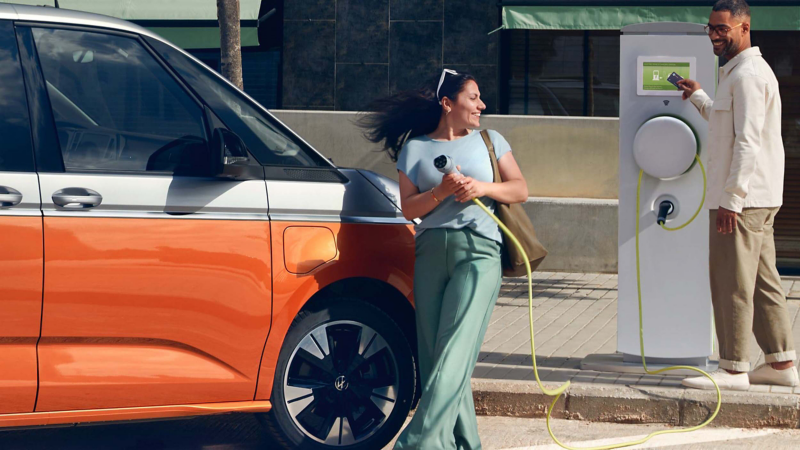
[259,298,416,450]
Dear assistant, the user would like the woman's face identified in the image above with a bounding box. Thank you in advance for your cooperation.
[447,80,485,129]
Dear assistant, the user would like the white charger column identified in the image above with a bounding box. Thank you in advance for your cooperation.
[583,22,717,374]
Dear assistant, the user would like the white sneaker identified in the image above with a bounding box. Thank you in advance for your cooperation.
[748,364,799,387]
[681,369,750,391]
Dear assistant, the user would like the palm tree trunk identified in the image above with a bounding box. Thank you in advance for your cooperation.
[217,0,243,89]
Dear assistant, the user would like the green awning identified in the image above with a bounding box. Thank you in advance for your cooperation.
[500,6,800,31]
[3,0,262,48]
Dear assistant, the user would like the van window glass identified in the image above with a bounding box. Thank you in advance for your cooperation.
[0,21,34,172]
[32,28,207,174]
[146,36,329,168]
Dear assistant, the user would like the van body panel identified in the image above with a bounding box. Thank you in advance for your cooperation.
[254,221,415,400]
[36,216,272,411]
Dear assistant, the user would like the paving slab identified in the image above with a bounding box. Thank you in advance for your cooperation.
[468,272,800,429]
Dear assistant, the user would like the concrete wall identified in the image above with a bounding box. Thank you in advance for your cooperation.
[271,111,620,199]
[523,198,618,273]
[487,116,619,199]
[271,110,620,272]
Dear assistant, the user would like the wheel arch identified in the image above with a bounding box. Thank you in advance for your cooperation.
[269,276,421,409]
[302,277,417,350]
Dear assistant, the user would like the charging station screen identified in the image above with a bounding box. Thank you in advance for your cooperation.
[637,56,695,97]
[642,62,690,91]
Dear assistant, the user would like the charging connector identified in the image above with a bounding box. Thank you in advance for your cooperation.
[657,200,674,225]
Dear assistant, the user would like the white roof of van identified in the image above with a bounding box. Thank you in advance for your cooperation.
[0,3,163,42]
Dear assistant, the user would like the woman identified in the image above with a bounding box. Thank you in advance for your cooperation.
[361,69,528,450]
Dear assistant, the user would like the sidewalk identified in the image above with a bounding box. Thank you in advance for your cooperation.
[470,272,800,428]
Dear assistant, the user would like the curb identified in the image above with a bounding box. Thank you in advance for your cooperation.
[471,379,800,429]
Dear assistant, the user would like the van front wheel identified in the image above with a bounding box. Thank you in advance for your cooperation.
[260,298,416,450]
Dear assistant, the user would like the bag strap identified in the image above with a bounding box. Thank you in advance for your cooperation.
[480,130,502,184]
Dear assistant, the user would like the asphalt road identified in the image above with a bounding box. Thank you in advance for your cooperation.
[1,414,799,450]
[0,413,271,450]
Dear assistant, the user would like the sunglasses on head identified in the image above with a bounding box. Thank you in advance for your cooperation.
[436,68,458,105]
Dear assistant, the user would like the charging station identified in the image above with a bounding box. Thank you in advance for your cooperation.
[583,22,718,374]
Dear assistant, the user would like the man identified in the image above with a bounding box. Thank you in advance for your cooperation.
[678,0,798,390]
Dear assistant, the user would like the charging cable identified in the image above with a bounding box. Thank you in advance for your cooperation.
[436,154,720,449]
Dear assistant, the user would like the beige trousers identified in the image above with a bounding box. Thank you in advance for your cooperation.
[709,208,796,372]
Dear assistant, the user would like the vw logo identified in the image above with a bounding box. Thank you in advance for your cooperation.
[334,375,349,391]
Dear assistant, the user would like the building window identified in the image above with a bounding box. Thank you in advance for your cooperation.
[502,30,620,117]
[751,31,800,262]
[186,48,281,110]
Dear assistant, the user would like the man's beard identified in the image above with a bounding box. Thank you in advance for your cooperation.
[714,40,739,58]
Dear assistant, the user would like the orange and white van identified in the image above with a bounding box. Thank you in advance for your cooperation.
[0,4,417,449]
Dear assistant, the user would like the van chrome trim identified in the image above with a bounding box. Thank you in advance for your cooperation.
[266,169,403,224]
[269,213,409,225]
[38,173,269,218]
[43,211,270,221]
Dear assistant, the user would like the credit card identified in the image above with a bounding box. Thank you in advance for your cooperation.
[667,72,684,89]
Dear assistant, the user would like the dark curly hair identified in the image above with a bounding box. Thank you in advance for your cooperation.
[712,0,751,18]
[358,70,476,162]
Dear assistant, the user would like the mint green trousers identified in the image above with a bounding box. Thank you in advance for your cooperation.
[394,228,502,450]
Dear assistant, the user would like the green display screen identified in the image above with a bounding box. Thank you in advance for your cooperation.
[642,62,691,91]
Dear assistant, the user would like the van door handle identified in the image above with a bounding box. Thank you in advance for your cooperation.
[0,186,22,207]
[52,188,102,209]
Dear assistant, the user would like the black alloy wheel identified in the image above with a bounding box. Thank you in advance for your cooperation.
[261,298,416,450]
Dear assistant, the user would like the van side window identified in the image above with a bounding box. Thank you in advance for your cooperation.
[32,28,208,174]
[145,37,329,168]
[0,21,34,172]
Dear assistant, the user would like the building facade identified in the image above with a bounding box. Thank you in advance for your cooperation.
[276,0,500,112]
[9,1,800,265]
[273,0,800,263]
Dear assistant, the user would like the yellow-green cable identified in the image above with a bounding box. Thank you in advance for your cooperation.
[472,153,720,449]
[659,157,706,232]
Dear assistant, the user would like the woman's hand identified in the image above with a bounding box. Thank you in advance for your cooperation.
[455,176,490,203]
[437,165,464,198]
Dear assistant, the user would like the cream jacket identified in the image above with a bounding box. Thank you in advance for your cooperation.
[689,47,784,212]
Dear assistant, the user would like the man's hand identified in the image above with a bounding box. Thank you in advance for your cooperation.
[677,79,702,100]
[717,207,738,234]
